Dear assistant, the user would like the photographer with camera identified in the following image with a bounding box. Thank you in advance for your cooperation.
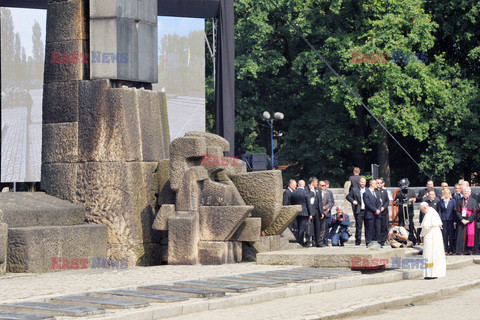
[393,178,418,244]
[327,205,351,246]
[388,225,413,248]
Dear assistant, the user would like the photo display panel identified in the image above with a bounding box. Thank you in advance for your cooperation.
[153,16,206,141]
[1,7,46,182]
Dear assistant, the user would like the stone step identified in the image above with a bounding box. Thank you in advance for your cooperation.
[208,276,287,287]
[90,290,188,303]
[0,302,105,317]
[50,295,149,309]
[294,267,359,275]
[239,272,314,283]
[0,311,54,320]
[266,269,338,279]
[174,280,257,293]
[137,285,225,298]
[7,224,108,273]
[0,193,86,228]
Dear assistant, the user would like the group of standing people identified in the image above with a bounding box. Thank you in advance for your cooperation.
[283,178,350,247]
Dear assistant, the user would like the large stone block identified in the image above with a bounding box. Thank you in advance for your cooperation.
[106,87,143,161]
[198,241,228,265]
[152,204,175,231]
[137,89,168,161]
[43,81,79,123]
[44,40,88,83]
[168,212,199,265]
[0,193,85,228]
[89,18,118,79]
[230,217,262,242]
[90,0,157,23]
[0,223,7,275]
[42,122,79,163]
[227,241,242,263]
[175,167,208,212]
[46,0,88,43]
[198,206,253,241]
[263,205,301,236]
[137,23,158,83]
[7,224,107,273]
[156,159,175,206]
[41,163,78,202]
[231,171,283,230]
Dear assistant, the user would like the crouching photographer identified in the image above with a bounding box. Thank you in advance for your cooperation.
[328,206,351,246]
[388,226,413,248]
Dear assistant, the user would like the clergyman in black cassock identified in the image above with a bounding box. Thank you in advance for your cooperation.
[454,190,478,254]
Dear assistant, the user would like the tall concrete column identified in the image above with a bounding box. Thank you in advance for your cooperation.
[41,0,170,265]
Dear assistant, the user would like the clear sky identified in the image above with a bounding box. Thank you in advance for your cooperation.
[5,7,46,58]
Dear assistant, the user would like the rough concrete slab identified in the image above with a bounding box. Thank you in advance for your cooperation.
[198,241,228,265]
[0,302,104,317]
[167,212,199,265]
[50,295,148,309]
[256,247,405,268]
[0,193,85,228]
[239,272,314,283]
[263,205,301,236]
[267,269,337,279]
[137,285,225,298]
[42,122,79,164]
[91,290,188,303]
[44,40,88,82]
[42,81,79,124]
[174,280,257,293]
[198,206,253,241]
[7,224,107,273]
[152,204,175,231]
[230,217,261,242]
[208,277,286,287]
[230,171,283,231]
[0,311,54,319]
[0,223,7,270]
[46,0,87,43]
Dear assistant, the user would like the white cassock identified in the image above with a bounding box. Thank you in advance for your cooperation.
[421,207,446,278]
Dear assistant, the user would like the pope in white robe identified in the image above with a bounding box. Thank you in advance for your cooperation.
[420,202,446,278]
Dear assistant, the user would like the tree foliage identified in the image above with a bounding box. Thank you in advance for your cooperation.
[205,0,480,186]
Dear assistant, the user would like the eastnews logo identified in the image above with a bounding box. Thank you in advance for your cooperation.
[200,154,243,167]
[351,51,428,64]
[51,257,128,270]
[351,257,428,269]
[51,51,129,64]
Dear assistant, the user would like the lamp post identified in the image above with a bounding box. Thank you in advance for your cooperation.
[262,111,284,169]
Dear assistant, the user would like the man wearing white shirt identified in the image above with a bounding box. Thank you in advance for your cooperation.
[346,177,367,245]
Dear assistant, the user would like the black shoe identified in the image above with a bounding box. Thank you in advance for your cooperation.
[340,242,345,247]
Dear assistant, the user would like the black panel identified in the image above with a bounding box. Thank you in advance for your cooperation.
[158,0,219,18]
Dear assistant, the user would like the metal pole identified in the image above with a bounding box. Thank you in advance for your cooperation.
[270,121,274,169]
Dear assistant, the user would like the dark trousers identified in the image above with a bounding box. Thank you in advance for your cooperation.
[354,211,366,245]
[312,213,323,246]
[380,212,389,245]
[296,216,309,246]
[318,216,328,246]
[365,215,381,246]
[442,220,455,253]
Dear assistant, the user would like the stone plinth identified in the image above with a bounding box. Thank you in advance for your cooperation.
[0,223,7,275]
[256,247,406,269]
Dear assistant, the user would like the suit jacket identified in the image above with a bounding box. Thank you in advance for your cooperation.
[416,187,442,202]
[348,175,361,191]
[346,186,365,214]
[327,189,335,211]
[283,188,293,206]
[363,188,381,220]
[291,188,312,217]
[321,189,333,217]
[438,198,456,221]
[378,188,390,215]
[308,188,325,218]
[328,213,350,239]
[453,193,463,201]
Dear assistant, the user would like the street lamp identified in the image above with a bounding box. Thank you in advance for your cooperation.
[263,111,284,169]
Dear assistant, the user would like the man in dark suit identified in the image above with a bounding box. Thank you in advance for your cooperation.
[453,183,463,201]
[421,189,441,223]
[318,180,332,246]
[346,177,367,245]
[325,180,335,213]
[363,179,382,247]
[308,177,325,247]
[348,167,362,192]
[290,180,312,247]
[377,178,390,246]
[416,180,442,202]
[283,179,296,206]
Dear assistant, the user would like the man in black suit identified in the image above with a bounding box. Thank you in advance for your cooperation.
[346,177,367,245]
[416,180,442,202]
[363,179,382,247]
[319,180,333,246]
[377,178,390,246]
[348,167,362,192]
[283,179,296,205]
[422,189,440,223]
[290,180,312,247]
[453,183,463,201]
[308,177,325,247]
